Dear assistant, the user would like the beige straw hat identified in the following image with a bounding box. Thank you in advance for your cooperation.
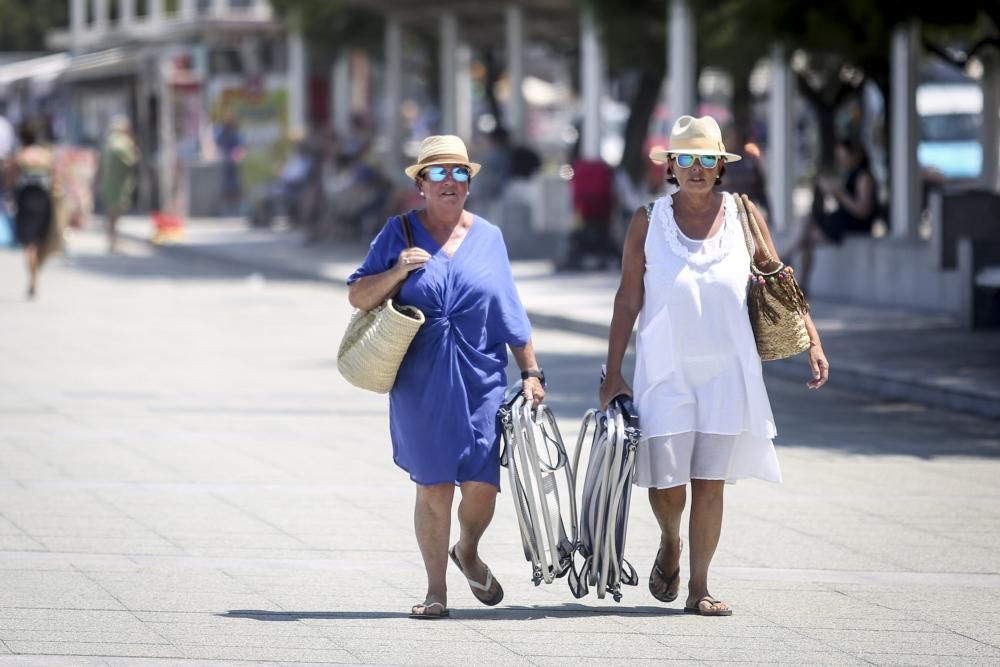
[649,115,742,164]
[404,135,482,180]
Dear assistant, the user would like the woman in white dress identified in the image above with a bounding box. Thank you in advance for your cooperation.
[599,116,829,616]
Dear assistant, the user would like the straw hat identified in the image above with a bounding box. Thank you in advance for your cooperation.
[404,135,482,180]
[649,115,741,164]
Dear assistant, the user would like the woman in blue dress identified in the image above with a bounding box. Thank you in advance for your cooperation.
[347,136,545,619]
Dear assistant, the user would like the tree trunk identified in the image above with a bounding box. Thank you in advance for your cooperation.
[481,48,504,131]
[730,65,754,141]
[814,104,838,173]
[620,67,665,185]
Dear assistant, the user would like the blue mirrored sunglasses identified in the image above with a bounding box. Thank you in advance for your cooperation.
[421,165,471,182]
[674,154,720,169]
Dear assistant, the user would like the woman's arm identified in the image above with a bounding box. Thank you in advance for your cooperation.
[347,245,430,311]
[510,340,545,407]
[831,171,875,220]
[745,199,829,389]
[5,155,17,192]
[599,206,649,408]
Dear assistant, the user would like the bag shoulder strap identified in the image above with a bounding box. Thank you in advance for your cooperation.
[386,214,415,302]
[400,212,414,248]
[733,193,774,270]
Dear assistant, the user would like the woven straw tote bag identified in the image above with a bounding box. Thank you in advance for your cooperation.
[733,194,810,361]
[337,216,426,392]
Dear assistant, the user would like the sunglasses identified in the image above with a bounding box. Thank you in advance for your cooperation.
[421,165,471,182]
[673,154,721,169]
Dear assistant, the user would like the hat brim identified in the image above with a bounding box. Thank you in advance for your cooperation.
[404,160,482,180]
[649,148,741,165]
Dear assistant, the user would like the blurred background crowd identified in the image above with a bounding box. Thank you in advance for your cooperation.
[1,0,998,319]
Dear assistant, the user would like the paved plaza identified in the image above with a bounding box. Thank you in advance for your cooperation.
[1,227,999,665]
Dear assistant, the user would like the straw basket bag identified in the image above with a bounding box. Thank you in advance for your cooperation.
[733,194,810,361]
[337,216,426,392]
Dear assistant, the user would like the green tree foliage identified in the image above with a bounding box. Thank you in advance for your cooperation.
[0,0,68,52]
[581,0,666,183]
[269,0,384,58]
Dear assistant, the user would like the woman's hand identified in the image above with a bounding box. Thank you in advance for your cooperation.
[522,377,545,409]
[807,344,829,389]
[599,371,632,410]
[396,247,431,277]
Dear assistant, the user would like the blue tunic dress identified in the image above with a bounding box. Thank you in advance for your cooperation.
[347,210,532,488]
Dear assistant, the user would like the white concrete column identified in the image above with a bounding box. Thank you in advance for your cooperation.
[252,0,271,20]
[768,43,794,232]
[505,4,525,143]
[180,0,196,21]
[149,0,164,30]
[158,55,176,216]
[580,7,604,159]
[332,52,351,137]
[440,13,458,134]
[213,0,228,17]
[94,0,109,37]
[384,16,403,179]
[119,0,136,29]
[890,20,921,239]
[456,44,472,140]
[287,17,307,134]
[981,53,1000,191]
[70,0,86,55]
[668,0,696,121]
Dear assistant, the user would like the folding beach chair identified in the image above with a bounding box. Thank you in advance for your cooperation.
[498,384,578,586]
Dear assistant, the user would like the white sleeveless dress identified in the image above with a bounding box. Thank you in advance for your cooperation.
[633,192,782,488]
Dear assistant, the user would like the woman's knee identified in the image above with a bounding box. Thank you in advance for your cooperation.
[650,485,687,510]
[416,482,455,508]
[690,479,725,503]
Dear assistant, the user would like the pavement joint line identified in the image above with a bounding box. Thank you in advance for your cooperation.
[4,548,1000,589]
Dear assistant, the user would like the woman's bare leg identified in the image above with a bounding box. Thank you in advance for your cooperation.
[413,482,455,611]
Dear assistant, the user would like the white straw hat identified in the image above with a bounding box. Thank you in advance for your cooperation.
[404,135,482,180]
[649,115,741,164]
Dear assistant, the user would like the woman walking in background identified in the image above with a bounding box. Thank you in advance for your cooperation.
[6,122,55,299]
[100,115,139,253]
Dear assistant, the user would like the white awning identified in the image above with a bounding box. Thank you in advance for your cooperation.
[0,53,70,95]
[60,47,143,83]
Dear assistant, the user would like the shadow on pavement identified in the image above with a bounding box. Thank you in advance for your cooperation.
[64,250,272,283]
[534,350,1000,460]
[221,604,681,622]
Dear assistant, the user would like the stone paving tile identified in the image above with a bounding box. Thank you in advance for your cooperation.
[177,644,358,662]
[529,659,690,667]
[3,641,183,659]
[0,571,126,611]
[0,658,110,666]
[499,636,685,660]
[0,628,169,645]
[852,654,1000,667]
[830,636,1000,657]
[349,648,527,667]
[676,648,869,665]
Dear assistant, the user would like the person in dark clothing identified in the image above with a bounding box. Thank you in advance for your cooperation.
[785,138,875,296]
[560,157,619,270]
[5,123,55,299]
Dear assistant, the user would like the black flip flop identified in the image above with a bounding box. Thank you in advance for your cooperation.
[684,596,733,616]
[449,545,504,606]
[649,540,683,603]
[409,601,450,620]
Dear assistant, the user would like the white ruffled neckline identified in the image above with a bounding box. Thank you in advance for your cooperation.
[656,192,738,267]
